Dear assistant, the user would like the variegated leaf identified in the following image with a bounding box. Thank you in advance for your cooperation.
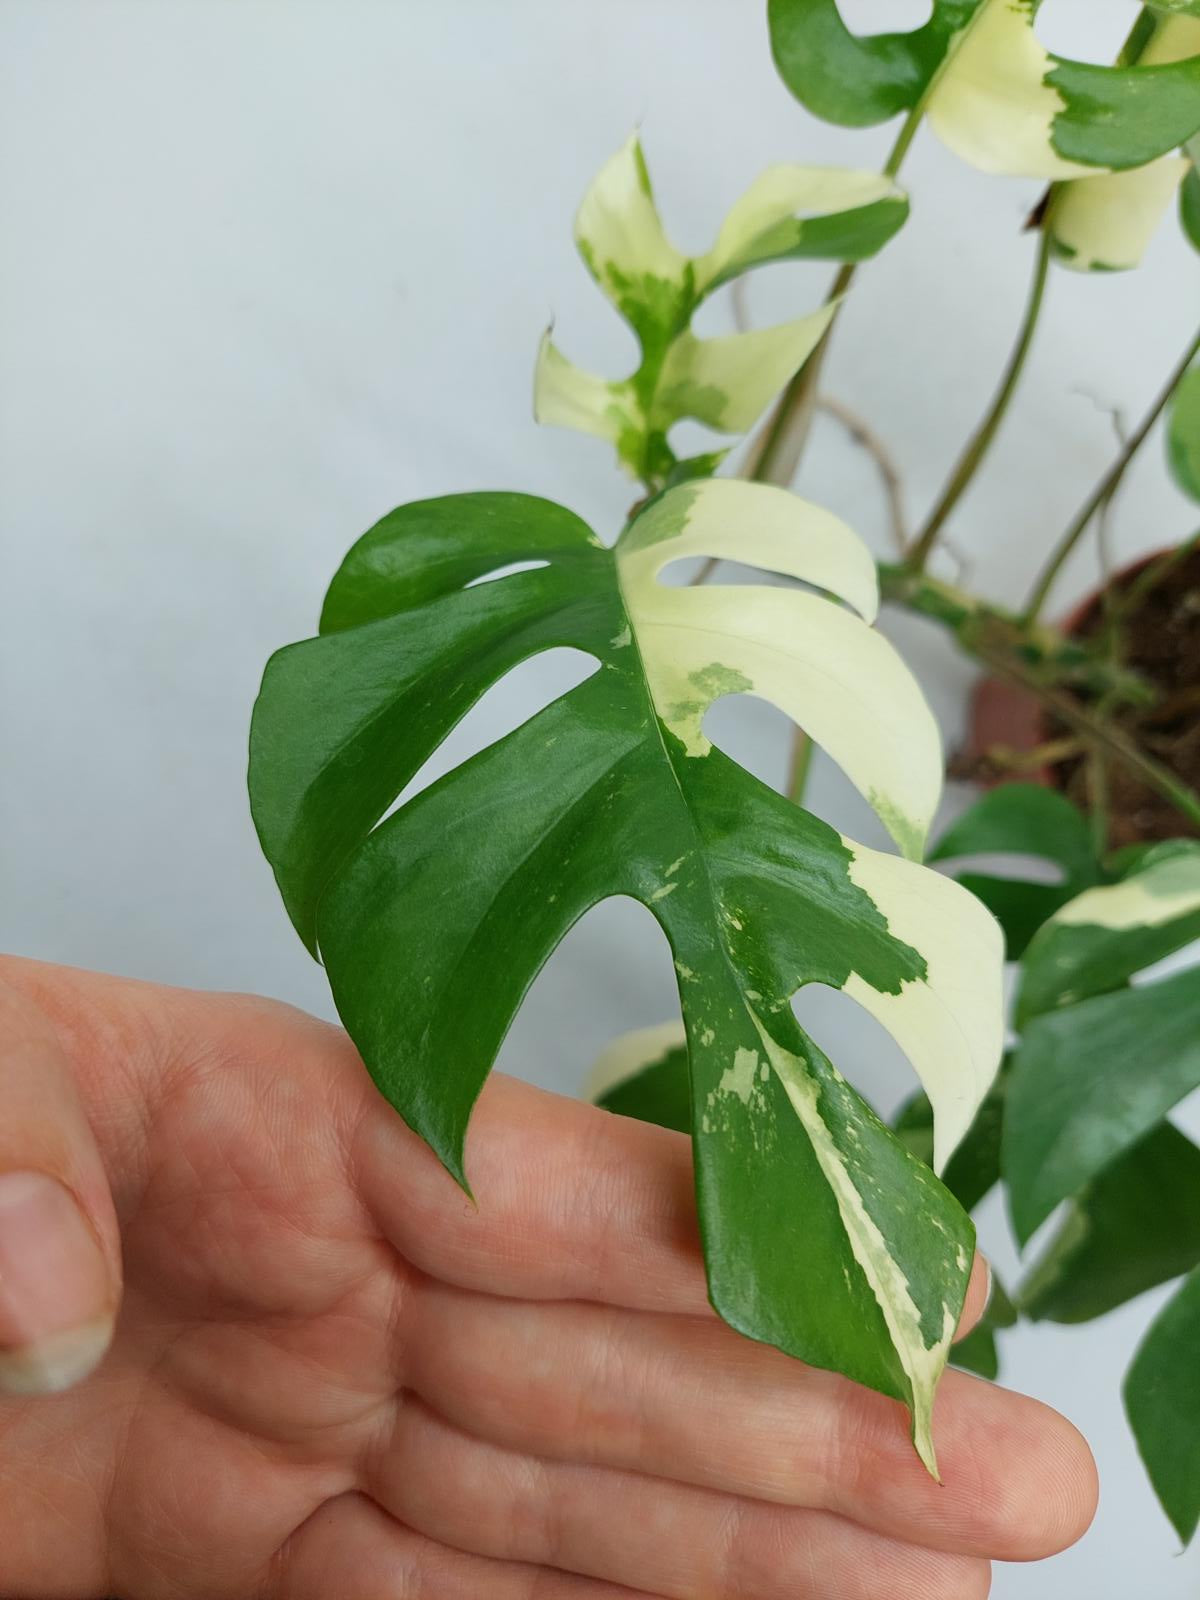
[534,135,908,485]
[1049,157,1188,272]
[771,0,1200,178]
[250,477,1004,1474]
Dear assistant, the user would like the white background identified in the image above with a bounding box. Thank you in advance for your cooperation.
[2,2,1198,1594]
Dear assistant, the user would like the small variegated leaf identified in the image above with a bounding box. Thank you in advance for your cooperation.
[1006,967,1200,1243]
[1016,841,1200,1023]
[536,135,908,484]
[1125,1264,1200,1545]
[693,168,909,294]
[250,477,1005,1475]
[1168,362,1200,503]
[1049,157,1188,272]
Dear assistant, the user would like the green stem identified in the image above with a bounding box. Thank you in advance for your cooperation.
[906,227,1052,572]
[749,103,925,490]
[1022,326,1200,625]
[787,728,815,804]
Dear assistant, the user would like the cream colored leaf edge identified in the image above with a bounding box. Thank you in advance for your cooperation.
[586,1020,687,1102]
[1044,849,1200,931]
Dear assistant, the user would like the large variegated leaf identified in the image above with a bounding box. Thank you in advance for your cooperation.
[534,135,908,486]
[770,0,1200,178]
[250,477,1004,1473]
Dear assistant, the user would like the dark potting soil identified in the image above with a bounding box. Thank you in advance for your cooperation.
[1049,546,1200,848]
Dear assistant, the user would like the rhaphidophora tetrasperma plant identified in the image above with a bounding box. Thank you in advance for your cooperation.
[250,0,1200,1510]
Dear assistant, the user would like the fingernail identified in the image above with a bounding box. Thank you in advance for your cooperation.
[0,1172,114,1395]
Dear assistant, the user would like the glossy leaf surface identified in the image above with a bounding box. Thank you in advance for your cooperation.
[1125,1265,1200,1544]
[250,478,1004,1473]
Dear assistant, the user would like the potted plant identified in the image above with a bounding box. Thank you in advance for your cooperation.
[248,0,1200,1552]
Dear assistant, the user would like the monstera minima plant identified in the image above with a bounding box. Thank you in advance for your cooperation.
[250,0,1200,1511]
[249,135,1004,1475]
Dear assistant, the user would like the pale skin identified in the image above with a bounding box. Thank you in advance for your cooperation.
[0,957,1097,1599]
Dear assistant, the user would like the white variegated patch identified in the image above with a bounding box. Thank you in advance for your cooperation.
[656,307,837,434]
[574,134,687,308]
[586,1019,686,1102]
[618,481,941,857]
[533,333,631,445]
[754,1024,958,1478]
[926,0,1098,179]
[1051,158,1188,272]
[695,167,905,293]
[620,477,879,621]
[1047,851,1200,932]
[839,840,1006,1172]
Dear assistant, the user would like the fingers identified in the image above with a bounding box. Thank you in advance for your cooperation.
[0,980,121,1395]
[274,1492,658,1600]
[956,1253,992,1341]
[404,1281,1097,1562]
[360,1071,711,1317]
[368,1397,991,1600]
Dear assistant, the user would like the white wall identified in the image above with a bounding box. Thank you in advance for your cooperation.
[2,3,1197,1593]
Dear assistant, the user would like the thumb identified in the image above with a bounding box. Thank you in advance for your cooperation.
[0,980,121,1396]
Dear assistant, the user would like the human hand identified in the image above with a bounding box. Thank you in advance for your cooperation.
[0,958,1095,1598]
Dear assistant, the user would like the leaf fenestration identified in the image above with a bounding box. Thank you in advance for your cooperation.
[250,478,1004,1473]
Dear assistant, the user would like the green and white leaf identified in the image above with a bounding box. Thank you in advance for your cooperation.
[1019,1121,1200,1324]
[1005,966,1200,1243]
[250,477,1005,1474]
[1016,841,1200,1023]
[1049,157,1188,272]
[770,0,1200,177]
[1168,362,1200,503]
[1125,1264,1200,1544]
[925,0,1200,178]
[535,134,908,484]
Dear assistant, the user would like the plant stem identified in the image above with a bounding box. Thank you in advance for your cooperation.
[906,228,1052,572]
[748,103,925,490]
[787,728,815,803]
[1022,326,1200,625]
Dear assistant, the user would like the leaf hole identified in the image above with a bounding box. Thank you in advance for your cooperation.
[493,894,680,1097]
[465,559,551,588]
[791,981,915,1123]
[383,646,601,815]
[835,0,932,35]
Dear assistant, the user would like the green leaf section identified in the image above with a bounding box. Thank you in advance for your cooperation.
[250,480,1005,1474]
[767,0,982,128]
[1182,163,1200,249]
[534,136,908,486]
[894,1059,1008,1216]
[594,1036,691,1134]
[1006,967,1200,1243]
[1125,1265,1200,1544]
[1019,1121,1200,1324]
[1168,363,1200,503]
[1047,56,1200,170]
[929,785,1099,959]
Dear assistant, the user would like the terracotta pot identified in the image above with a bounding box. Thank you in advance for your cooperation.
[965,550,1167,789]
